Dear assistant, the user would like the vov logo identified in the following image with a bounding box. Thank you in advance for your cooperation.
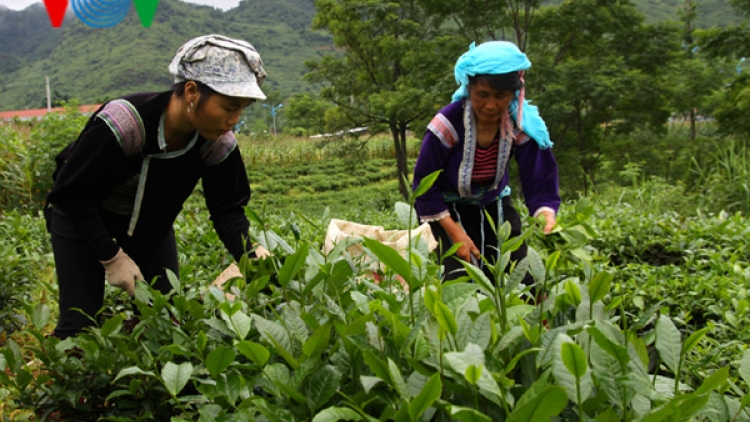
[42,0,160,28]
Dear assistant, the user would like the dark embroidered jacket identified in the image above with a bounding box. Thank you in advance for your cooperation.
[47,91,253,262]
[412,100,560,222]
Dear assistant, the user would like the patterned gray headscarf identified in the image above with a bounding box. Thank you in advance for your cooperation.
[169,34,267,100]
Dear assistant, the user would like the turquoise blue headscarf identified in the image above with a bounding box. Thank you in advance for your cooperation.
[451,41,552,149]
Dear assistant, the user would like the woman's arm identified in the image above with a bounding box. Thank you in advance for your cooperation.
[514,140,560,234]
[413,129,453,223]
[202,147,254,261]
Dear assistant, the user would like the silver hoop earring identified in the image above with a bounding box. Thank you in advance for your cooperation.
[187,102,194,113]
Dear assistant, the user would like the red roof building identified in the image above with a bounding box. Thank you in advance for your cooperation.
[0,104,102,122]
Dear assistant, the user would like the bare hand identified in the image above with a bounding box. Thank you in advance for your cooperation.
[454,232,480,264]
[539,210,556,234]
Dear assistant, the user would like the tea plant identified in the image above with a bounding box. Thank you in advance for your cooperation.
[3,178,749,421]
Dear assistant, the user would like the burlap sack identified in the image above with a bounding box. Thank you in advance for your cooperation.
[322,219,438,268]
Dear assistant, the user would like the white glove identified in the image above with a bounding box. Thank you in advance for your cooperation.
[100,248,144,298]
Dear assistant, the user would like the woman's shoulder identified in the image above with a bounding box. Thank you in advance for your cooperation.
[436,100,465,121]
[427,101,466,148]
[116,91,172,114]
[94,91,171,156]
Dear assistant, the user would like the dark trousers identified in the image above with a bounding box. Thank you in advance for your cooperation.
[429,196,533,285]
[48,208,177,338]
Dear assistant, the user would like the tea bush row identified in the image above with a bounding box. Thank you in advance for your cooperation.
[3,198,750,421]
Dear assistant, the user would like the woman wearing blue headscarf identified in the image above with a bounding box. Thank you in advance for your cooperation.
[412,41,560,283]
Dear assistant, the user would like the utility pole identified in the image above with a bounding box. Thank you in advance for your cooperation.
[46,76,51,112]
[262,103,283,135]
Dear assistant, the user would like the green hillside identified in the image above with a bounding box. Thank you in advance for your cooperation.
[636,0,743,27]
[0,0,742,111]
[0,0,332,111]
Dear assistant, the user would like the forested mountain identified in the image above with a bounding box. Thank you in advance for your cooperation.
[0,0,739,111]
[0,0,331,111]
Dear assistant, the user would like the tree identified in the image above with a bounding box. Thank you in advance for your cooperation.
[307,0,453,199]
[527,0,680,192]
[669,0,717,140]
[285,94,333,137]
[696,0,750,137]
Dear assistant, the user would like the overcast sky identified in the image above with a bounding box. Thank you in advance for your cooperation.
[0,0,240,11]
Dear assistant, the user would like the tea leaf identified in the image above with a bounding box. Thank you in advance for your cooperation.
[306,365,342,412]
[458,312,491,351]
[303,322,332,358]
[741,393,750,409]
[278,243,309,287]
[414,170,442,198]
[682,327,709,355]
[363,237,414,286]
[447,405,492,422]
[100,313,124,337]
[166,269,181,294]
[361,350,390,382]
[217,371,243,405]
[544,250,561,273]
[409,373,441,421]
[388,358,409,400]
[253,315,292,354]
[588,271,613,304]
[272,378,308,405]
[433,301,458,337]
[561,342,588,378]
[31,303,50,330]
[236,340,270,366]
[458,260,495,296]
[206,346,236,379]
[695,366,729,396]
[739,350,750,386]
[465,365,482,385]
[269,335,301,370]
[655,315,681,373]
[508,385,567,422]
[526,246,545,284]
[587,325,629,368]
[360,376,383,394]
[394,201,417,228]
[113,366,156,383]
[508,258,530,292]
[595,407,621,422]
[161,361,193,397]
[676,393,712,420]
[221,308,252,340]
[564,281,582,307]
[312,407,362,422]
[553,335,592,401]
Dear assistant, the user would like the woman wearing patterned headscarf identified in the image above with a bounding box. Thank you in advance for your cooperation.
[45,35,268,339]
[412,41,560,284]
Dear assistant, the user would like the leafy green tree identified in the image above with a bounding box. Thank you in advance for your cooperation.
[696,0,750,137]
[528,0,681,192]
[418,0,552,51]
[307,0,453,199]
[712,73,750,137]
[285,94,333,136]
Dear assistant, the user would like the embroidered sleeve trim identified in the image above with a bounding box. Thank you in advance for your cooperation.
[201,132,238,166]
[96,99,145,156]
[514,129,531,145]
[427,114,458,148]
[533,206,556,218]
[458,101,475,198]
[419,210,450,223]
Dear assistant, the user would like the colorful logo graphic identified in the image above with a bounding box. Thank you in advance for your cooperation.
[42,0,160,28]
